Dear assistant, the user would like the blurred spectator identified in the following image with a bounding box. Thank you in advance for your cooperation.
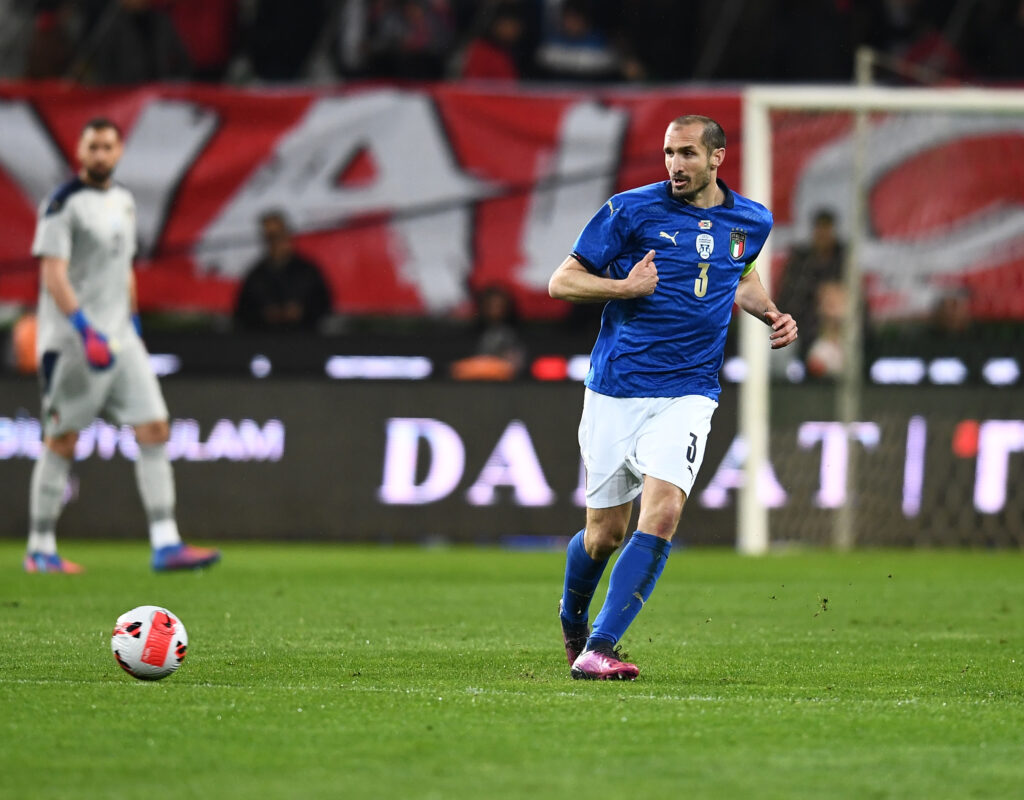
[450,285,525,380]
[234,211,333,333]
[352,0,455,80]
[240,0,326,82]
[474,285,525,366]
[78,0,191,84]
[534,0,641,82]
[24,0,78,79]
[11,0,1019,87]
[928,287,974,338]
[455,1,533,80]
[776,208,846,362]
[873,286,986,372]
[804,280,847,378]
[166,0,238,82]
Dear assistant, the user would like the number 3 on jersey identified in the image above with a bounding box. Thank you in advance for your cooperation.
[694,262,710,298]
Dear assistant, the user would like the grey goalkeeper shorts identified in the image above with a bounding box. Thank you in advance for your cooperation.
[39,333,169,437]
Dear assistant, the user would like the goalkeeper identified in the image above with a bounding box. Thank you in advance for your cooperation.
[24,118,219,574]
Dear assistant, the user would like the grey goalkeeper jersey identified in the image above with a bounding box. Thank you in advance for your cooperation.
[31,177,137,357]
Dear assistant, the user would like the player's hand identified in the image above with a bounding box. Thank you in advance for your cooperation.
[624,249,658,298]
[765,310,798,349]
[68,309,115,370]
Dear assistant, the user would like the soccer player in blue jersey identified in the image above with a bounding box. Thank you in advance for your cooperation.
[550,115,798,680]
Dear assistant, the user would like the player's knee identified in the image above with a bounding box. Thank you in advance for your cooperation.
[45,432,78,460]
[641,517,680,540]
[638,481,686,537]
[637,501,685,539]
[584,526,627,559]
[135,420,169,445]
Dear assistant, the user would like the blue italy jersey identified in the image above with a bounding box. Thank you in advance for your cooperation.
[572,179,772,400]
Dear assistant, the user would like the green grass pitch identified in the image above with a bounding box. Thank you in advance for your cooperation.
[1,541,1022,799]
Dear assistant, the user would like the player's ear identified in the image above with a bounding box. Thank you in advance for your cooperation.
[711,147,725,169]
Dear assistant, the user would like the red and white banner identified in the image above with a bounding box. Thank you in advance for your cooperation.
[1,82,1022,320]
[0,82,741,319]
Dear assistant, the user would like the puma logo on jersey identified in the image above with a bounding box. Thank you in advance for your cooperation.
[606,200,620,216]
[659,230,679,245]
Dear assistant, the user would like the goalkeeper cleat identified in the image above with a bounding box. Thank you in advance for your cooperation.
[570,641,639,681]
[558,599,590,666]
[152,543,221,572]
[23,552,84,574]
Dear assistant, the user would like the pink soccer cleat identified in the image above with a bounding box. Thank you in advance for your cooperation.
[152,543,220,572]
[558,599,590,667]
[23,552,85,574]
[571,642,639,681]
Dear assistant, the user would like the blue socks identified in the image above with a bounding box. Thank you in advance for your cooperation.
[560,530,608,626]
[589,531,672,648]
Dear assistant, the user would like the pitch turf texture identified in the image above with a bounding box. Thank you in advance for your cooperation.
[2,543,1022,800]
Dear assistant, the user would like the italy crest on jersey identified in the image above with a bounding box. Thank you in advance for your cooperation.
[729,229,746,259]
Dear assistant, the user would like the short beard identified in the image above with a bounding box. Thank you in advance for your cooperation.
[672,175,710,203]
[84,166,113,184]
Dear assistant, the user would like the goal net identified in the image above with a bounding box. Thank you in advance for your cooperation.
[738,86,1024,552]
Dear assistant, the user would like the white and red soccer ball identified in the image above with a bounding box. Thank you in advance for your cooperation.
[111,605,188,681]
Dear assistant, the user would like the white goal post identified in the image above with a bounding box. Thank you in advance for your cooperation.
[738,85,1024,554]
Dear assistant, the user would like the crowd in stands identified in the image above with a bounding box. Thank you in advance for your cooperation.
[2,0,1023,86]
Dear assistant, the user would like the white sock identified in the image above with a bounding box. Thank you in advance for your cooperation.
[27,531,57,556]
[134,443,182,549]
[149,518,182,550]
[28,448,71,555]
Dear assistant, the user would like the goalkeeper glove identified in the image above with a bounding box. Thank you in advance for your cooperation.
[68,309,115,370]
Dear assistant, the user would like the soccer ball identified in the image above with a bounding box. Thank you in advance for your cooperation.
[111,605,188,681]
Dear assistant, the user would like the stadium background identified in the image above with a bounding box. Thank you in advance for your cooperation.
[1,0,1022,549]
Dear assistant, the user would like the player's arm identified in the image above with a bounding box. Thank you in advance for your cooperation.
[40,255,115,369]
[40,256,79,315]
[128,270,142,336]
[548,250,658,303]
[734,265,798,350]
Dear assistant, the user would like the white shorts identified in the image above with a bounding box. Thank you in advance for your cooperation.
[578,388,718,508]
[39,334,169,437]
